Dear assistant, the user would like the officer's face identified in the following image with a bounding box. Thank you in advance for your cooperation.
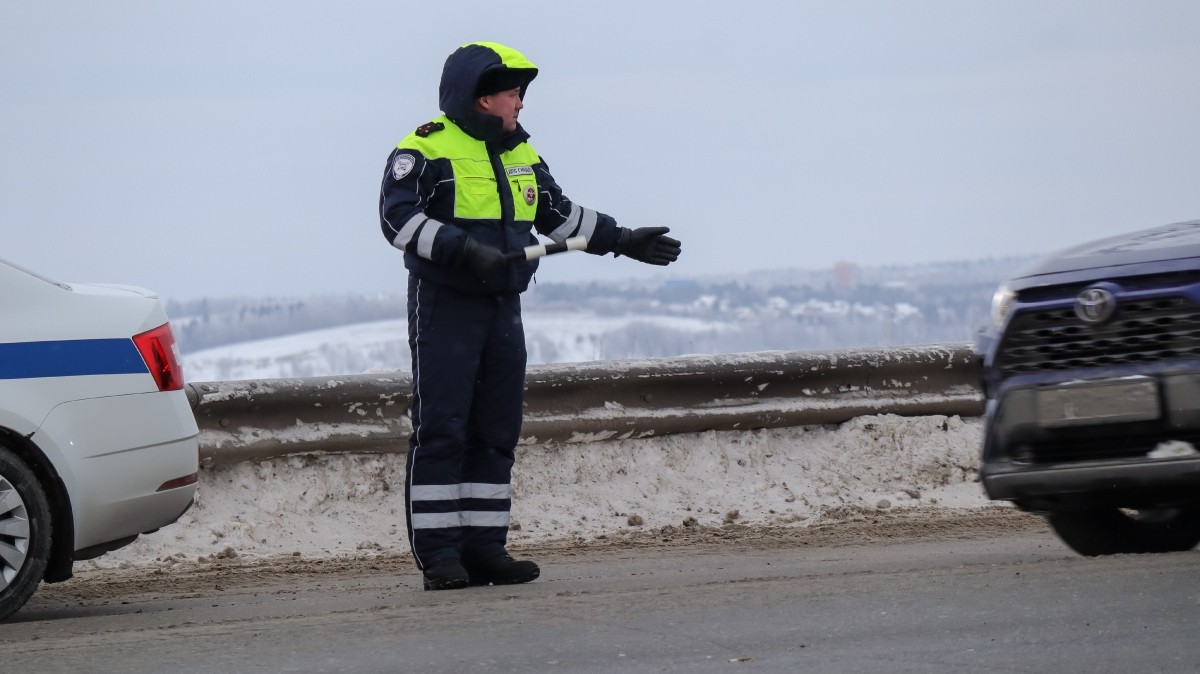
[477,87,524,133]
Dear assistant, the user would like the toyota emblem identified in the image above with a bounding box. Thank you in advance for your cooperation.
[1075,287,1116,324]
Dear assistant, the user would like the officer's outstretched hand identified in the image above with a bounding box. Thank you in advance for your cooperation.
[615,227,681,266]
[462,237,508,285]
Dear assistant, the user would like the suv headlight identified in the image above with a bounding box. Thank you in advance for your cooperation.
[990,283,1015,328]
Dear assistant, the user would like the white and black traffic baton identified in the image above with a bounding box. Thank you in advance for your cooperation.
[504,235,588,262]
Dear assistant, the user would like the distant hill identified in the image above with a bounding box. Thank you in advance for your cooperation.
[182,313,736,381]
[171,255,1034,380]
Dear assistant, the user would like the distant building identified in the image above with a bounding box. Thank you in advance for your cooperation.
[833,261,857,291]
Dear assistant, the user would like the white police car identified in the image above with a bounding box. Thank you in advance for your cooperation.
[0,257,199,620]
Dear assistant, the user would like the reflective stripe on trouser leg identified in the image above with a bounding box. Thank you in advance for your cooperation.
[409,509,512,530]
[404,276,524,568]
[410,483,513,530]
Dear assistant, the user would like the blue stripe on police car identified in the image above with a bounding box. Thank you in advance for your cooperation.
[0,339,146,379]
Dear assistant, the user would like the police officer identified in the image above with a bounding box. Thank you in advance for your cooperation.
[379,41,681,591]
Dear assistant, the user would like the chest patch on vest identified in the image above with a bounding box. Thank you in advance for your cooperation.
[505,166,534,177]
[392,153,415,180]
[523,185,537,206]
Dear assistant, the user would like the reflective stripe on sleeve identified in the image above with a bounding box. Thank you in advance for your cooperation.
[391,214,443,260]
[577,207,598,243]
[548,205,597,245]
[391,212,426,251]
[549,203,582,242]
[416,219,444,259]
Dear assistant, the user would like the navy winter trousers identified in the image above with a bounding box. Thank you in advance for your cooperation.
[404,274,526,569]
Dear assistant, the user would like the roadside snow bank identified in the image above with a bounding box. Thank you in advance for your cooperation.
[86,414,987,569]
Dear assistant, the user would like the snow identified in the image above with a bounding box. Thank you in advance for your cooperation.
[88,413,989,569]
[183,319,410,382]
[183,312,736,381]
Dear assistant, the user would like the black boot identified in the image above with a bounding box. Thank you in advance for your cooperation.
[422,558,470,591]
[463,554,540,586]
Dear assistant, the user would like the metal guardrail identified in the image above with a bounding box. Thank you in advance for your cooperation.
[186,343,984,466]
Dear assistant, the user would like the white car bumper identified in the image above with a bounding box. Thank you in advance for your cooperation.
[31,390,199,552]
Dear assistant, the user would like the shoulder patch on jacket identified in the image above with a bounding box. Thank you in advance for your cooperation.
[392,153,415,180]
[415,121,445,137]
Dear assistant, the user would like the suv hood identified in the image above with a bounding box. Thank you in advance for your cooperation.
[1014,219,1200,279]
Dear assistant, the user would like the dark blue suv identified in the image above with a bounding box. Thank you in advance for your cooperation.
[977,219,1200,556]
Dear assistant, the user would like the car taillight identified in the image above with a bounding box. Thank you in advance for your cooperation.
[157,473,198,492]
[132,323,184,392]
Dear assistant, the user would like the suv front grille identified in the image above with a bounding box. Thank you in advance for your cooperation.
[996,296,1200,376]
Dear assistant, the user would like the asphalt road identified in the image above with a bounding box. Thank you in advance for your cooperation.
[4,515,1199,673]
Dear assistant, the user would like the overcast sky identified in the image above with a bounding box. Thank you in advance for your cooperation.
[3,2,1199,301]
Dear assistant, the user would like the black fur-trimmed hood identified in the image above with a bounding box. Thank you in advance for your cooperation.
[439,42,538,144]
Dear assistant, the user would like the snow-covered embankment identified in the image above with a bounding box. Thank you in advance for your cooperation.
[88,413,987,569]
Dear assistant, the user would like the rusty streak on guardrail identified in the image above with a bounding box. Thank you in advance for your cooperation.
[186,343,984,466]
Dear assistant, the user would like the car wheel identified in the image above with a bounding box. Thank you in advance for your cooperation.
[1047,507,1200,557]
[0,446,52,622]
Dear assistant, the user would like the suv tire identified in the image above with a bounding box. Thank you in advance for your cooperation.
[1047,507,1200,556]
[0,445,52,622]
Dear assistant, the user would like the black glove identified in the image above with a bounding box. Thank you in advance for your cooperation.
[462,237,508,284]
[615,227,681,266]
